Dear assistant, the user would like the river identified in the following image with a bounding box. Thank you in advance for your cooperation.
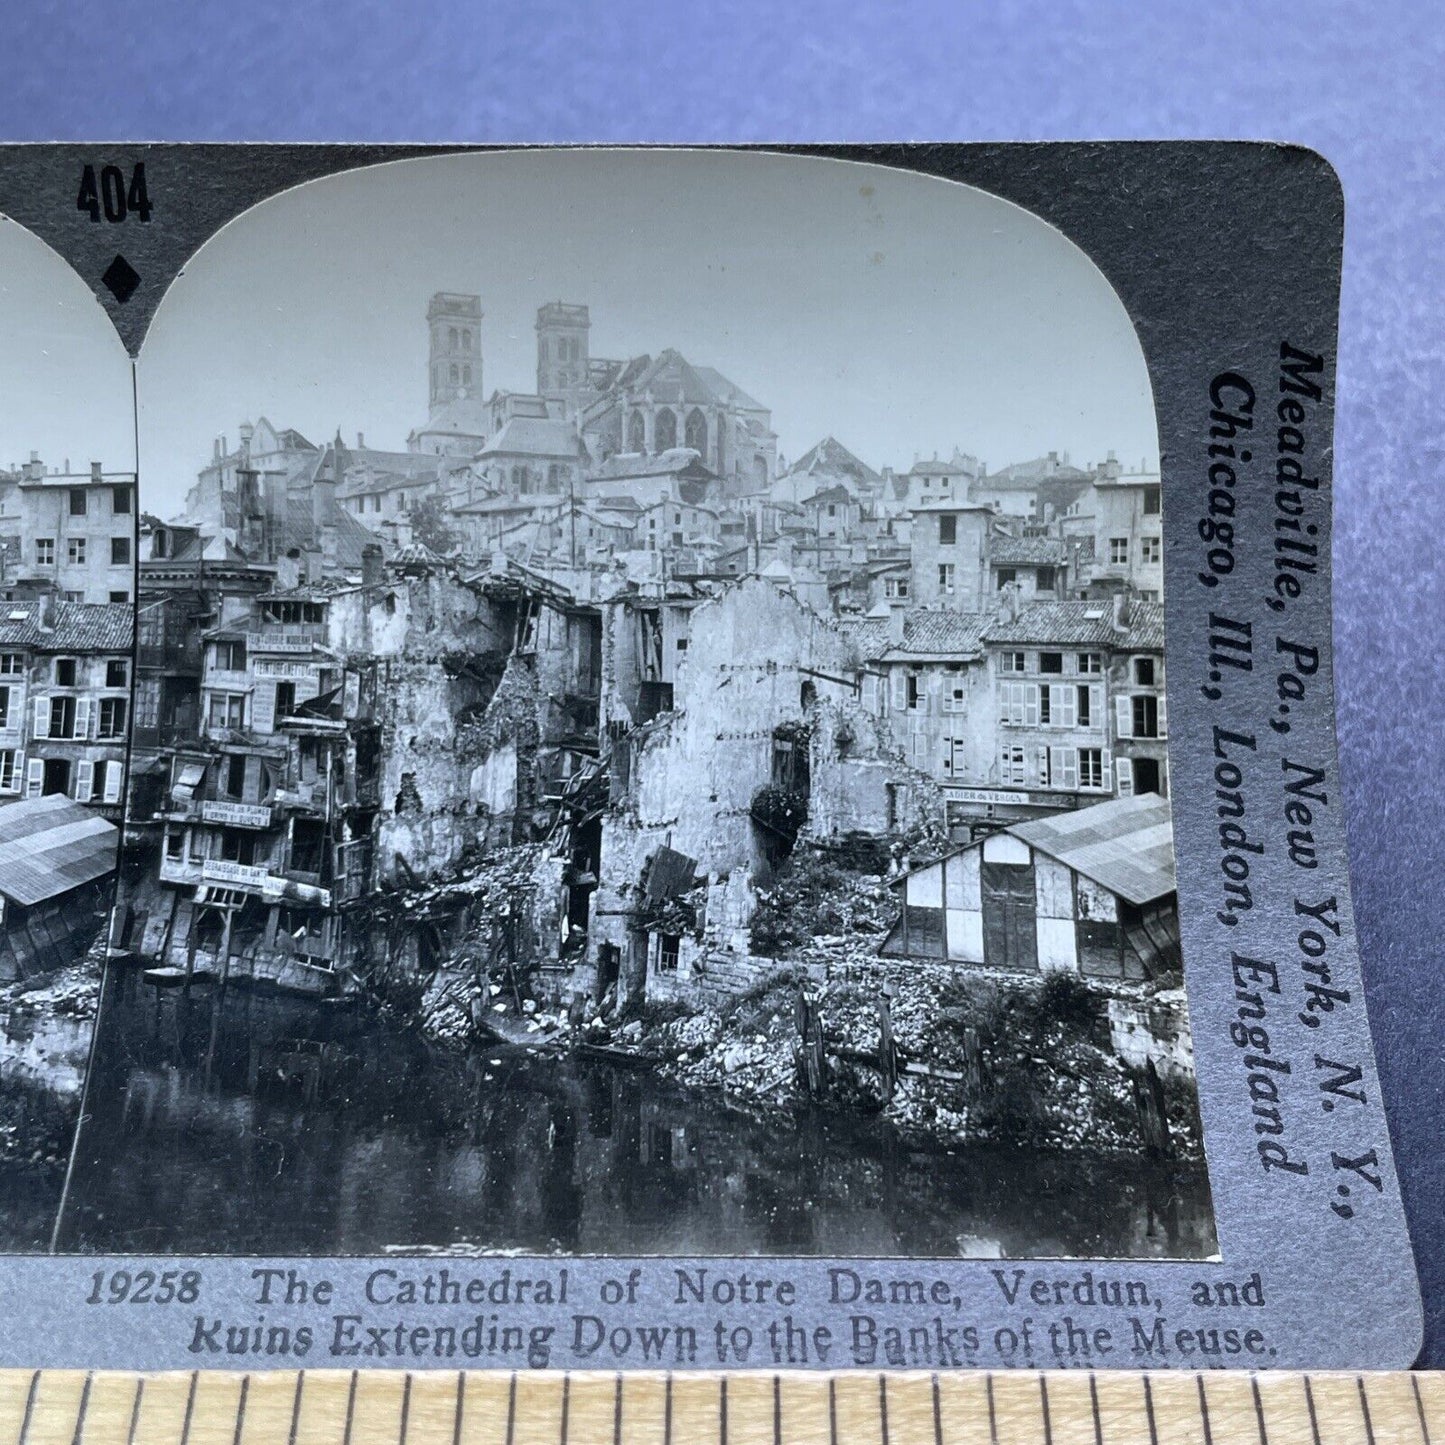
[36,970,1216,1260]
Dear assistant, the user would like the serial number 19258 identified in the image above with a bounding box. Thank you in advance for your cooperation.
[85,1269,201,1305]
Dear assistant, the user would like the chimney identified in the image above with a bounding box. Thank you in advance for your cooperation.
[90,461,102,482]
[1113,588,1131,631]
[361,544,384,589]
[999,580,1019,624]
[238,422,254,449]
[357,432,364,449]
[276,549,302,591]
[213,437,222,460]
[37,591,55,631]
[303,543,323,585]
[888,604,905,647]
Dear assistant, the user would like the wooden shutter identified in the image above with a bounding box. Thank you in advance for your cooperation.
[25,758,43,797]
[1024,684,1040,728]
[1116,756,1135,796]
[1115,695,1132,739]
[75,696,92,740]
[1158,695,1168,738]
[74,759,94,802]
[1091,684,1104,730]
[32,696,49,739]
[1056,684,1076,728]
[103,761,123,803]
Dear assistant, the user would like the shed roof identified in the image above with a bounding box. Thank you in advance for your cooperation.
[1011,793,1175,905]
[0,795,120,906]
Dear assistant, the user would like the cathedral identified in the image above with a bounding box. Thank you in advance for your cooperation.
[408,293,777,495]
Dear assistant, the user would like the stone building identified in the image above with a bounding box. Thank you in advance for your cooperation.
[907,500,994,612]
[407,292,488,455]
[0,598,134,818]
[1,459,136,604]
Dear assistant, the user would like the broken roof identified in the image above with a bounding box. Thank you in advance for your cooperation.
[0,795,119,906]
[1011,794,1175,905]
[839,610,989,662]
[783,436,882,488]
[587,448,716,482]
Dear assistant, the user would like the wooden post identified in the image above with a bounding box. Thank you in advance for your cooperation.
[876,994,897,1102]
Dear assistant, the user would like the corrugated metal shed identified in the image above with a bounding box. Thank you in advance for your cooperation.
[1010,793,1175,906]
[0,795,120,907]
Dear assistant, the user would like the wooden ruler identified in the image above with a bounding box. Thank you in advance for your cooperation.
[0,1369,1438,1443]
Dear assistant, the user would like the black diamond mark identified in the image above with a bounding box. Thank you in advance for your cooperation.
[101,254,140,305]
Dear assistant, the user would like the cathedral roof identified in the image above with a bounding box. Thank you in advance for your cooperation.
[784,436,882,488]
[479,416,588,460]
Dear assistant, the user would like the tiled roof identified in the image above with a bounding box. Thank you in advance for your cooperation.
[839,610,989,662]
[0,601,134,652]
[984,599,1164,650]
[909,457,973,477]
[783,437,881,488]
[692,365,767,414]
[990,535,1067,566]
[801,485,854,508]
[480,416,587,460]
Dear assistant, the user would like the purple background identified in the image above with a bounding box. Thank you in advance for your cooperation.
[4,0,1442,1366]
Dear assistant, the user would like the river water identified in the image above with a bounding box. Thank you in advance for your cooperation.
[41,971,1216,1260]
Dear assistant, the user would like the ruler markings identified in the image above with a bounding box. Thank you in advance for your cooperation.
[342,1371,358,1445]
[1251,1376,1268,1445]
[232,1375,249,1445]
[558,1374,568,1445]
[828,1377,836,1445]
[504,1375,515,1445]
[773,1374,781,1445]
[68,1372,91,1445]
[1414,1375,1433,1445]
[453,1373,466,1445]
[1355,1377,1375,1445]
[986,1374,998,1445]
[178,1370,197,1445]
[879,1374,890,1445]
[123,1380,142,1445]
[932,1374,943,1445]
[1040,1376,1053,1445]
[1303,1376,1322,1445]
[17,1368,39,1445]
[1093,1375,1107,1445]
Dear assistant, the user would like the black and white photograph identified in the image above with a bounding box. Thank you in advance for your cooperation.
[3,150,1214,1261]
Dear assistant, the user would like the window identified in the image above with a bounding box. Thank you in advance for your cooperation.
[943,680,966,714]
[995,567,1016,588]
[68,488,87,517]
[98,697,127,738]
[1039,686,1051,725]
[214,640,246,672]
[1133,656,1157,687]
[0,655,22,675]
[938,514,956,545]
[54,658,76,686]
[1079,747,1105,790]
[1116,756,1135,796]
[0,750,18,794]
[1039,651,1064,674]
[35,539,54,566]
[657,933,681,973]
[47,696,77,738]
[906,673,921,711]
[63,591,83,603]
[1132,694,1161,738]
[165,829,183,861]
[112,484,132,515]
[111,536,131,565]
[999,745,1027,786]
[1140,536,1161,565]
[998,681,1040,728]
[655,408,678,451]
[462,365,471,386]
[1109,537,1129,566]
[1078,652,1102,674]
[1077,685,1093,727]
[109,590,130,603]
[0,686,10,730]
[208,693,246,731]
[449,364,459,384]
[998,651,1026,674]
[1143,486,1162,515]
[937,563,956,594]
[1036,566,1057,591]
[1048,746,1079,790]
[884,576,909,599]
[676,638,688,652]
[67,537,87,565]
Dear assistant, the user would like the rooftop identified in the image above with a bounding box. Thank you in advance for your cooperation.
[1011,793,1175,905]
[984,599,1164,650]
[0,795,120,906]
[0,600,134,652]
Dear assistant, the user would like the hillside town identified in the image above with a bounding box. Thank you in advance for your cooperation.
[0,292,1197,1174]
[90,292,1195,1161]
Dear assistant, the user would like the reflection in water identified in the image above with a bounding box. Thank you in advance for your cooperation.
[54,971,1216,1259]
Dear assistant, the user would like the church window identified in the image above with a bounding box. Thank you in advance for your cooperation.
[655,408,678,451]
[449,364,459,385]
[685,407,707,454]
[462,329,471,349]
[462,365,472,386]
[627,411,646,453]
[449,327,458,349]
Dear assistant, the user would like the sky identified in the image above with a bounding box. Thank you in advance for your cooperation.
[0,217,135,477]
[5,150,1159,515]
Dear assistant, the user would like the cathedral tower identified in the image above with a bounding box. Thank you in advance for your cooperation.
[428,293,483,415]
[536,302,591,398]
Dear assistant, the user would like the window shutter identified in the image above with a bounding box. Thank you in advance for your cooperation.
[1116,756,1135,796]
[1056,684,1076,729]
[2,751,21,794]
[890,670,905,712]
[1091,684,1104,730]
[75,696,92,740]
[75,759,94,802]
[1024,684,1040,728]
[1037,745,1051,786]
[103,761,123,803]
[32,696,49,739]
[25,759,43,797]
[1101,748,1112,791]
[1158,695,1168,738]
[1115,695,1132,739]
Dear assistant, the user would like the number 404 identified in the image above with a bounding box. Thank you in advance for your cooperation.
[77,162,152,223]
